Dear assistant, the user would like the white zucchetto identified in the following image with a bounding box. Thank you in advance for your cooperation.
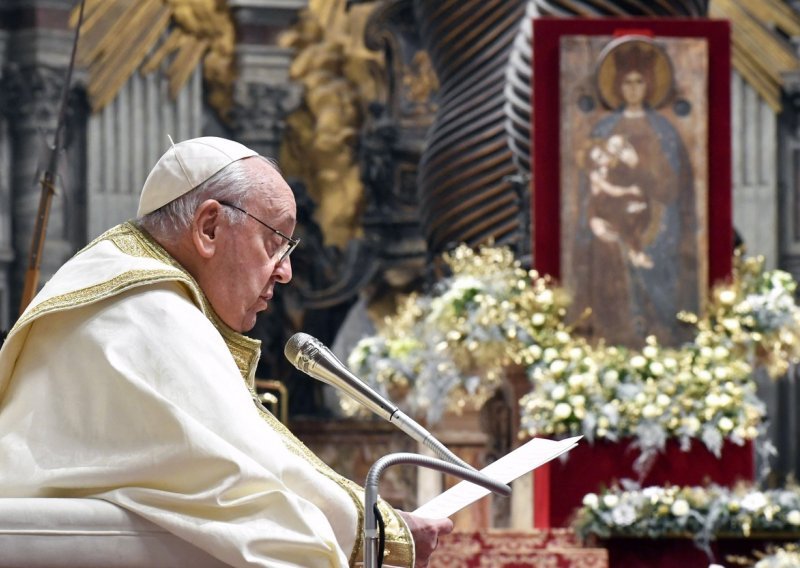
[137,136,258,216]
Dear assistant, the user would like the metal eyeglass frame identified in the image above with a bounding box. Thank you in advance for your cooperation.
[217,200,300,263]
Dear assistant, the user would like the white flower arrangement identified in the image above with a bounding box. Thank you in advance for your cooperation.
[518,333,765,473]
[345,246,569,423]
[346,245,800,465]
[755,546,800,567]
[574,483,800,555]
[520,252,799,468]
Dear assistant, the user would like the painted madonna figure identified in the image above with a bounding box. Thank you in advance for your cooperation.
[573,38,700,348]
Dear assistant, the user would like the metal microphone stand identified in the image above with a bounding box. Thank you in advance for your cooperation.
[363,453,512,568]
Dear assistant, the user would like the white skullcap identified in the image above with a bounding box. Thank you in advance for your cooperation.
[137,136,259,216]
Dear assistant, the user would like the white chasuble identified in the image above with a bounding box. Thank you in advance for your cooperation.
[0,223,413,568]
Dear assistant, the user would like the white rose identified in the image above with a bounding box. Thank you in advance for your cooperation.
[531,313,546,326]
[642,404,660,419]
[683,416,701,434]
[611,504,637,526]
[643,486,662,501]
[670,499,690,517]
[649,361,665,376]
[568,374,584,388]
[551,359,568,374]
[643,345,658,359]
[718,417,734,432]
[551,385,567,400]
[602,494,619,508]
[656,394,671,407]
[603,369,619,387]
[630,355,647,369]
[722,318,740,332]
[554,402,572,419]
[582,493,599,508]
[787,510,800,525]
[714,367,730,380]
[742,492,767,512]
[568,346,583,360]
[543,348,559,362]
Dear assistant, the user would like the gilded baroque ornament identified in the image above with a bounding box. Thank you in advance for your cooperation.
[279,3,385,248]
[71,0,236,118]
[401,51,438,114]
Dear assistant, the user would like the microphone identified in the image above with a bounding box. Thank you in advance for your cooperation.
[285,332,505,479]
[285,332,397,422]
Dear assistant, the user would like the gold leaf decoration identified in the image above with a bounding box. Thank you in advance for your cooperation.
[72,0,235,119]
[279,0,385,248]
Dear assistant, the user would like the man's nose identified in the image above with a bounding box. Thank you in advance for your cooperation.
[273,257,292,283]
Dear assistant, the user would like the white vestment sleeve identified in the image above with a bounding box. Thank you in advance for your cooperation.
[0,282,356,568]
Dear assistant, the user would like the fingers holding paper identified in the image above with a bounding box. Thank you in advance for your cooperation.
[398,511,454,567]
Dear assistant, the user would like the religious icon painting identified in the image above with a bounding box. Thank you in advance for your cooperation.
[532,19,732,350]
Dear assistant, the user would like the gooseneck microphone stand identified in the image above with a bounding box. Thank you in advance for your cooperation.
[363,453,512,568]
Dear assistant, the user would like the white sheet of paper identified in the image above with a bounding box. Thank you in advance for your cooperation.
[412,435,582,519]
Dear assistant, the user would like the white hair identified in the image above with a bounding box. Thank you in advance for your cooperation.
[138,155,279,244]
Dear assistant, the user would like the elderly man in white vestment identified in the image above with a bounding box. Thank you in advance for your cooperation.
[0,136,452,567]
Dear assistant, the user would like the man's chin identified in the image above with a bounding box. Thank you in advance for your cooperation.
[241,308,270,333]
[240,316,258,333]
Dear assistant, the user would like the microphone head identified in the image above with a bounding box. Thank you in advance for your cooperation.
[284,332,326,375]
[284,331,398,420]
[284,332,312,364]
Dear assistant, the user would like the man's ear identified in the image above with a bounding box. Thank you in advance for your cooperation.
[191,199,223,259]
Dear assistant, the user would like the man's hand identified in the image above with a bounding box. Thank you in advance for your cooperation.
[398,511,454,568]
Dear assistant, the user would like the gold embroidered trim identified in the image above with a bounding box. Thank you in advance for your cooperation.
[13,269,191,333]
[377,503,414,566]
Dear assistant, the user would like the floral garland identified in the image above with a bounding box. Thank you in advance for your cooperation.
[345,245,800,461]
[754,545,800,567]
[573,483,800,556]
[521,252,800,469]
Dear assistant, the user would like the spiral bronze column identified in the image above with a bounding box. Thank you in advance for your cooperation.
[414,1,527,259]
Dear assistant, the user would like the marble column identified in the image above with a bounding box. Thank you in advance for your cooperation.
[731,71,777,269]
[228,0,305,158]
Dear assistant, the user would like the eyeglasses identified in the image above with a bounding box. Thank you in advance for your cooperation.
[218,200,300,263]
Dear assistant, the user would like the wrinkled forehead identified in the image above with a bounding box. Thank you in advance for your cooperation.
[243,160,296,218]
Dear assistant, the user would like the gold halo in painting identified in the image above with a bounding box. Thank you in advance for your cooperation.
[595,36,674,110]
